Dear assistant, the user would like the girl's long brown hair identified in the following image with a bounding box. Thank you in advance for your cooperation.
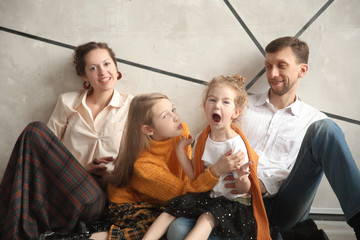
[108,93,169,187]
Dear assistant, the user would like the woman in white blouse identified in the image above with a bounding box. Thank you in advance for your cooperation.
[0,42,132,240]
[47,42,133,178]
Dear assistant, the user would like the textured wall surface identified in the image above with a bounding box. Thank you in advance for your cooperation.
[1,0,359,214]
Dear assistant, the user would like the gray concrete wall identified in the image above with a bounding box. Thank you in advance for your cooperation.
[1,0,359,214]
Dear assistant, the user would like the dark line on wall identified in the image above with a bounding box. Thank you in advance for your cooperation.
[295,0,334,37]
[248,93,360,126]
[322,112,360,125]
[1,25,359,126]
[0,26,206,85]
[226,0,335,93]
[115,58,206,85]
[223,0,265,56]
[246,67,266,90]
[227,0,349,122]
[0,26,75,50]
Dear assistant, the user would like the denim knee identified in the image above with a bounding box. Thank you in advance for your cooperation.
[308,118,341,138]
[167,217,195,240]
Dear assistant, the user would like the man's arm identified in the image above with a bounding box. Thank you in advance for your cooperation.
[258,178,267,195]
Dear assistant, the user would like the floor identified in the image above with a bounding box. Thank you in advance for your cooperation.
[89,220,357,240]
[316,220,356,240]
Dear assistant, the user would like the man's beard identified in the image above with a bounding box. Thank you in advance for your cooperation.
[270,80,296,96]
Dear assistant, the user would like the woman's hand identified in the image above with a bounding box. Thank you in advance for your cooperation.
[86,156,114,175]
[210,149,245,178]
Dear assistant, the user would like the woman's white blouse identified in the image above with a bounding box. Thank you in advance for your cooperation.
[47,89,133,172]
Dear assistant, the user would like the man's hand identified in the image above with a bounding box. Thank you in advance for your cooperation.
[223,174,238,194]
[224,174,268,195]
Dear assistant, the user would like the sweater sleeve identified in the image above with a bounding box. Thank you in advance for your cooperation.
[131,157,218,203]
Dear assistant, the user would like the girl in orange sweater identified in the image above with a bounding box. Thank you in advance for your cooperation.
[106,93,243,239]
[143,75,276,240]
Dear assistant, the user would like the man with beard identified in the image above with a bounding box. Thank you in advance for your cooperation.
[166,36,360,240]
[239,36,360,240]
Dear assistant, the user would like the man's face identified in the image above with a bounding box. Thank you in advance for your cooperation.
[264,46,306,96]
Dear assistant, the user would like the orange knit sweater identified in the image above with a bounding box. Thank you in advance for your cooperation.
[193,125,272,240]
[107,122,219,205]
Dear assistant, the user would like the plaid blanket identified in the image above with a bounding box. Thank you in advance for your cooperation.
[0,122,106,240]
[108,201,164,240]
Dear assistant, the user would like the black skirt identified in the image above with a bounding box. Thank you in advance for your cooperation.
[164,191,257,239]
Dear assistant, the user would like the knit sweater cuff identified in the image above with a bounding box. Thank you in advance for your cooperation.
[206,167,219,180]
[199,167,219,186]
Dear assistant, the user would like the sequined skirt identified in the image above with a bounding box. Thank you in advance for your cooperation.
[164,191,257,239]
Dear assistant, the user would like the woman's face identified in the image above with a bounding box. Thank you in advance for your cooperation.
[149,99,183,141]
[81,48,118,94]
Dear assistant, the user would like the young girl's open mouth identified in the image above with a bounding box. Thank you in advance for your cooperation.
[212,113,221,123]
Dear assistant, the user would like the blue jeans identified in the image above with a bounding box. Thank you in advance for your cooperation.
[167,119,360,240]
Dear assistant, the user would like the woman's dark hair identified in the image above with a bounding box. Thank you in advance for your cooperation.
[73,42,117,77]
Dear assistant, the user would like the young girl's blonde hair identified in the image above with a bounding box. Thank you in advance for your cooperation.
[203,74,248,119]
[109,92,169,187]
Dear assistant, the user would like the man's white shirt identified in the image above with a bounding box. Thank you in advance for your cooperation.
[240,91,327,196]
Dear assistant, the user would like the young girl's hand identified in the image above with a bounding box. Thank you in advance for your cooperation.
[177,134,193,150]
[176,135,195,180]
[234,161,253,194]
[234,161,253,181]
[210,149,245,178]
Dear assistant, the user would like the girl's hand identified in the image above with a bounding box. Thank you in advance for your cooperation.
[86,156,114,175]
[176,135,195,180]
[210,149,245,178]
[234,161,253,181]
[177,134,193,150]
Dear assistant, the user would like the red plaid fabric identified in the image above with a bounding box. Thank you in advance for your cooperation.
[0,122,106,240]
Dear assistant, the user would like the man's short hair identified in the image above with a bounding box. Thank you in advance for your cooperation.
[265,36,309,64]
